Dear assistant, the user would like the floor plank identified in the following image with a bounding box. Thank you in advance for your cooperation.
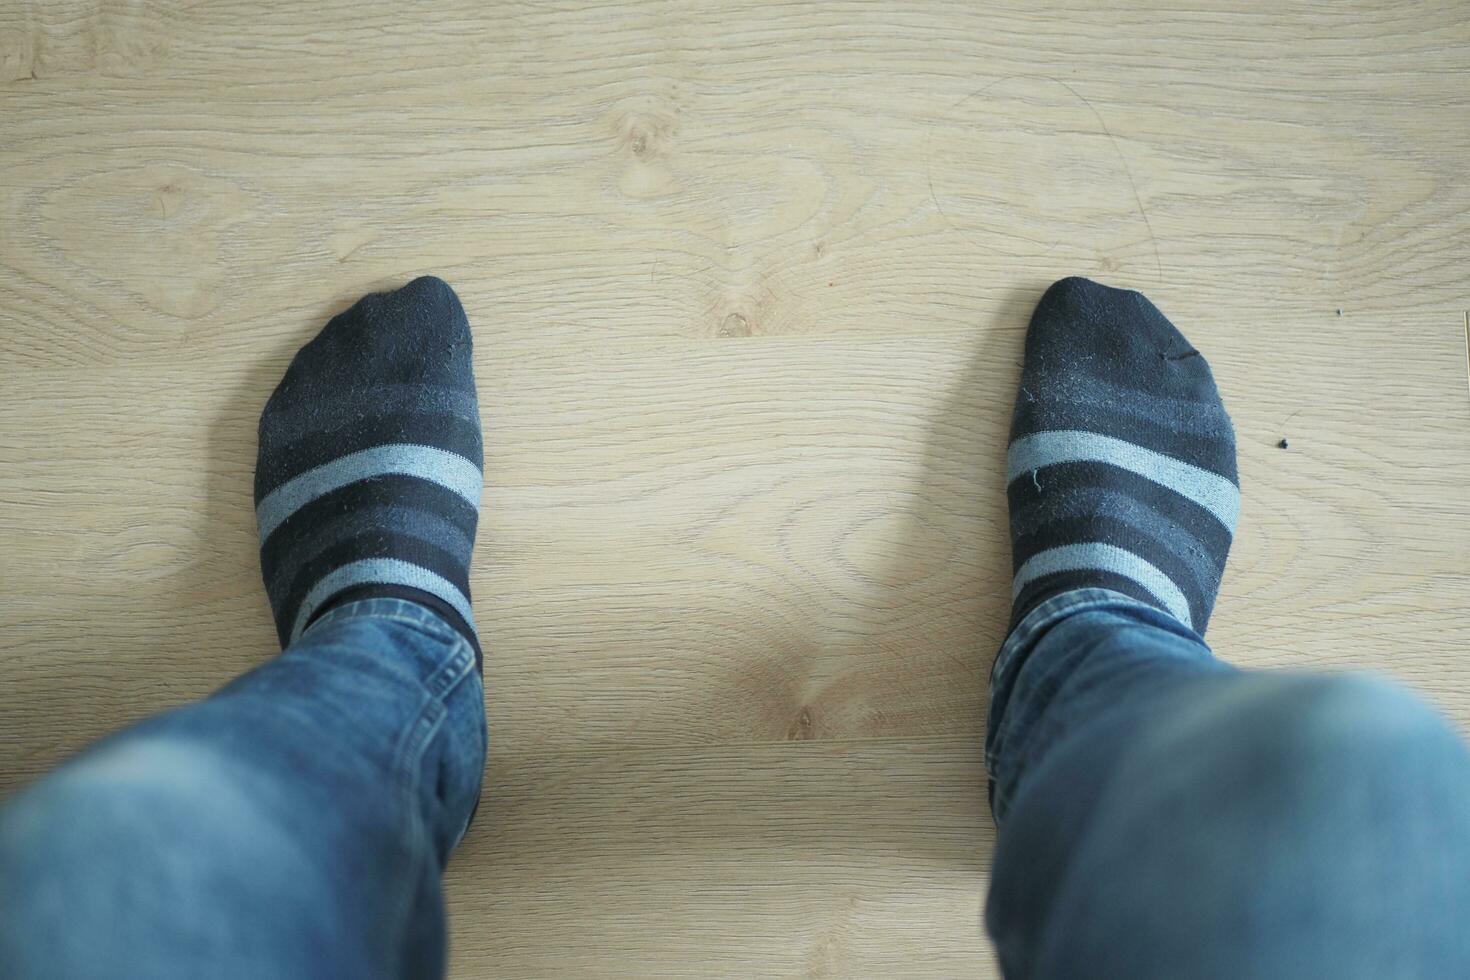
[446,737,994,979]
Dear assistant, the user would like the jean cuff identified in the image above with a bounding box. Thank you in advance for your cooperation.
[303,595,467,648]
[986,588,1193,787]
[303,595,485,850]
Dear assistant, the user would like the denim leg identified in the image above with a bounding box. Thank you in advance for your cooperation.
[0,598,486,980]
[985,589,1470,980]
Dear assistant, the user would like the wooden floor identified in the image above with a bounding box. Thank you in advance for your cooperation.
[3,1,1469,975]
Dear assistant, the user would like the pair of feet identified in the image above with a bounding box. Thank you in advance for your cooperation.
[254,276,1237,664]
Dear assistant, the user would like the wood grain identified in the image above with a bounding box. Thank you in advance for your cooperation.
[2,1,1468,976]
[448,737,991,978]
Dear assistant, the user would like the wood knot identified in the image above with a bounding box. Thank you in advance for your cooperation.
[718,312,750,338]
[786,707,815,741]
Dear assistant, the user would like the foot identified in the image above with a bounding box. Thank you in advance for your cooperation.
[1006,277,1238,634]
[255,276,483,660]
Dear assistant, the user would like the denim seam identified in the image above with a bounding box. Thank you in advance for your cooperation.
[393,654,477,801]
[391,664,484,862]
[393,696,448,794]
[444,673,487,851]
[422,641,477,701]
[987,588,1179,775]
[986,587,1209,821]
[385,697,441,948]
[304,593,483,848]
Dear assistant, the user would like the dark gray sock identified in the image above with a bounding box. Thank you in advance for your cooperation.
[254,276,483,662]
[1006,277,1238,635]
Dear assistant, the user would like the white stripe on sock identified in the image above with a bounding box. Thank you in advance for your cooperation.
[289,557,476,643]
[1012,542,1193,629]
[256,443,482,542]
[1007,430,1239,532]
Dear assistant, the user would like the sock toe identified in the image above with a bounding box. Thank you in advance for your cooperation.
[268,277,474,410]
[1014,278,1234,479]
[1024,276,1222,404]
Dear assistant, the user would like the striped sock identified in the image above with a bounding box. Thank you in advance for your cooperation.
[1006,277,1238,635]
[254,276,483,662]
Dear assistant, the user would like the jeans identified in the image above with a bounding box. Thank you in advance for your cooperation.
[986,588,1470,979]
[4,589,1469,979]
[0,598,485,980]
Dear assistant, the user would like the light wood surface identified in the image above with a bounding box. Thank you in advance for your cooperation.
[2,1,1468,976]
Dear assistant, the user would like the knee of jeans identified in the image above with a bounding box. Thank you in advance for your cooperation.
[1250,673,1464,778]
[0,736,251,861]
